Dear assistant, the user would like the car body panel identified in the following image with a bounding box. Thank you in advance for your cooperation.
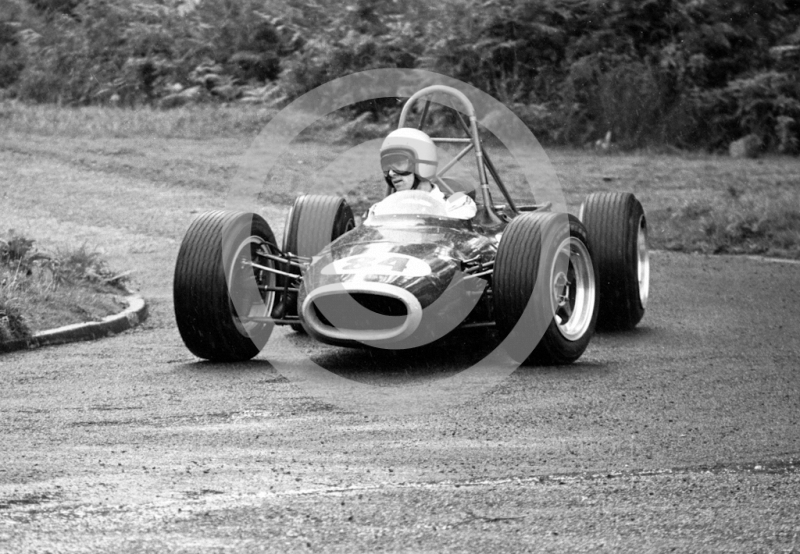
[298,196,502,347]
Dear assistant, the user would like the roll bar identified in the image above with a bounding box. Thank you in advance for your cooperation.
[397,85,518,224]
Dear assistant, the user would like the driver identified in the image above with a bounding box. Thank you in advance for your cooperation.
[380,128,477,219]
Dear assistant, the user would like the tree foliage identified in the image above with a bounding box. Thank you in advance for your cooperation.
[2,0,800,150]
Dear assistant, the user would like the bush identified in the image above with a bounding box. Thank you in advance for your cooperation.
[0,297,30,342]
[1,230,128,291]
[8,0,301,105]
[685,71,800,151]
[3,0,800,150]
[0,230,130,340]
[279,2,428,100]
[559,54,678,147]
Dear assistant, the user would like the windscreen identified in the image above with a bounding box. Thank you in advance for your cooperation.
[370,190,448,218]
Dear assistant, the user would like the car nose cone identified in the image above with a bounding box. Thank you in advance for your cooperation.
[301,281,423,344]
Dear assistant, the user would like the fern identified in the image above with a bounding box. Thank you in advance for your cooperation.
[2,0,800,150]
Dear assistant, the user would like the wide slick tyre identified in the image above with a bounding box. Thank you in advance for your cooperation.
[282,195,355,331]
[579,192,649,330]
[283,195,355,255]
[174,210,278,362]
[494,212,598,365]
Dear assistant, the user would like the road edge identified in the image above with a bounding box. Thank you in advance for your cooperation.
[0,293,148,354]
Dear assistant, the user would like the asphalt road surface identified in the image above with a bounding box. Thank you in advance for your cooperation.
[1,247,798,553]
[1,132,798,552]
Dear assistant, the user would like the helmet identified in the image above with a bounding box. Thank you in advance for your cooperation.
[380,128,438,181]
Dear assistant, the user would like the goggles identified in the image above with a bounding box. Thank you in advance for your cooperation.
[387,168,413,177]
[381,146,437,178]
[381,150,416,176]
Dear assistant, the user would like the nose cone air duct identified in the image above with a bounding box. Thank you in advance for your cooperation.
[301,282,423,345]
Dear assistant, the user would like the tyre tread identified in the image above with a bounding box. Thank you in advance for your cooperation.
[494,212,597,365]
[581,192,645,330]
[174,211,276,361]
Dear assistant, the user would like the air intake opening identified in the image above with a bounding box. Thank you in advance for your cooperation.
[312,292,408,332]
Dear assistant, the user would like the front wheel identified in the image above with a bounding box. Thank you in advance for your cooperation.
[174,211,278,361]
[494,212,598,365]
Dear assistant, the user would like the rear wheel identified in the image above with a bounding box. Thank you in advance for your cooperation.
[494,212,598,365]
[174,211,278,361]
[282,195,355,331]
[579,192,649,330]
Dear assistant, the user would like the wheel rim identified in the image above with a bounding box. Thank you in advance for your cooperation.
[637,215,650,309]
[228,236,276,333]
[551,237,596,341]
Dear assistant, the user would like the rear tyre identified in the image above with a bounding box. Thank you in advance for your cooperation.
[579,192,649,330]
[281,195,356,331]
[494,212,598,365]
[174,211,278,361]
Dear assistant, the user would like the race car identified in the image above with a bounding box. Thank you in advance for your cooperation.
[173,85,649,364]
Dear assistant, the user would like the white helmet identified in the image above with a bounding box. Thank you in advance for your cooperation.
[380,128,438,181]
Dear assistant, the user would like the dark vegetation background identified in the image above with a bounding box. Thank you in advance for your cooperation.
[2,0,800,151]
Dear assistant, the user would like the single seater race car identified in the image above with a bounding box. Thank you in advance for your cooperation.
[173,85,649,365]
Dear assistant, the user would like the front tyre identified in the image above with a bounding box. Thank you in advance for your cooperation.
[174,211,278,361]
[494,212,598,365]
[579,192,649,330]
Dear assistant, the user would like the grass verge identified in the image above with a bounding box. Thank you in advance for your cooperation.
[0,231,130,343]
[546,149,800,259]
[0,100,279,139]
[657,184,800,257]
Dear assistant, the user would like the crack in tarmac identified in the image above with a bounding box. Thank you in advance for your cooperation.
[3,458,795,517]
[266,457,800,498]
